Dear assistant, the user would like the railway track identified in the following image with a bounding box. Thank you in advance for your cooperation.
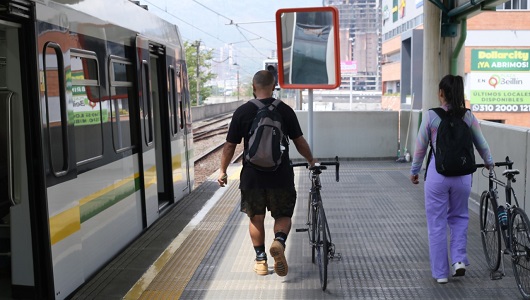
[193,124,228,142]
[193,115,243,188]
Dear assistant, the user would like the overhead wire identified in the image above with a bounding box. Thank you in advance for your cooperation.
[142,0,272,77]
[143,0,229,45]
[191,0,232,22]
[190,0,276,46]
[234,25,270,58]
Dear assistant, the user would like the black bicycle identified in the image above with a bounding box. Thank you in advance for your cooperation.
[292,156,341,291]
[477,156,530,299]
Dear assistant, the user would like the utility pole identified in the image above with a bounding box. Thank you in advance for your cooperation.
[193,40,201,105]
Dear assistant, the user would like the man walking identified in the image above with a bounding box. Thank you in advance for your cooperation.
[218,70,316,276]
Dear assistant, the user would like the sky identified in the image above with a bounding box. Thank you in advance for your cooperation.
[143,0,323,79]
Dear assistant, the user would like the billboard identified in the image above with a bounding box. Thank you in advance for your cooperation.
[468,49,530,113]
[341,60,357,74]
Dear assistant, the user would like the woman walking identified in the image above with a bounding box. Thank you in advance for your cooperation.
[410,74,493,284]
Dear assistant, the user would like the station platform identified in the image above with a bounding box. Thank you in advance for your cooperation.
[70,160,520,299]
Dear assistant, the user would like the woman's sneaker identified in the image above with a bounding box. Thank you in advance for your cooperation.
[436,278,448,284]
[270,239,288,276]
[452,262,466,277]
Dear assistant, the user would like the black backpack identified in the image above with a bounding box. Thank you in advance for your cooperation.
[427,107,476,177]
[244,99,287,171]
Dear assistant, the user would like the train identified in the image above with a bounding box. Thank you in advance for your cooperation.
[0,0,195,298]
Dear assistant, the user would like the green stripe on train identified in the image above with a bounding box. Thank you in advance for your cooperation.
[79,176,141,223]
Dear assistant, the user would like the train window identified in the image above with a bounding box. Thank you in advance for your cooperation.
[71,51,104,165]
[178,73,184,130]
[109,57,134,152]
[168,66,178,136]
[141,61,154,146]
[43,42,69,176]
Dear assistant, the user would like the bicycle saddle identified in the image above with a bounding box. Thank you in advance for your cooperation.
[502,169,520,176]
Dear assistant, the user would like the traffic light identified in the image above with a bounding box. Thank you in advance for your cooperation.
[264,61,279,90]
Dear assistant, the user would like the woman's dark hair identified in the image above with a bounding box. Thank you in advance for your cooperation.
[439,74,466,118]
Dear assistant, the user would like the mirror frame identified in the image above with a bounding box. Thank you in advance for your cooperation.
[275,6,340,89]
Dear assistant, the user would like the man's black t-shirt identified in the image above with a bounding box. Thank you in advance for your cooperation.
[226,98,304,189]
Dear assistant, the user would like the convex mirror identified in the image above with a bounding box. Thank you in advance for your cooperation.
[275,6,340,89]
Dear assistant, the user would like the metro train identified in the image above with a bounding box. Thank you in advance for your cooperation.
[0,0,194,298]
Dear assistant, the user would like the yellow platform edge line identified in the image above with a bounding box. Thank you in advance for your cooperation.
[124,165,241,299]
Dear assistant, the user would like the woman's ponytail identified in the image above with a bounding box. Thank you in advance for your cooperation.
[439,75,466,118]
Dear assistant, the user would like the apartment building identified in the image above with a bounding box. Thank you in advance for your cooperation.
[326,0,382,92]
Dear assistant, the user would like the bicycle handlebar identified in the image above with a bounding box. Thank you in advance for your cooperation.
[475,156,513,169]
[291,156,340,182]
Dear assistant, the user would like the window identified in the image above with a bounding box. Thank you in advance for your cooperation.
[497,0,528,9]
[178,71,185,130]
[393,0,398,22]
[168,66,178,136]
[109,57,135,152]
[71,50,104,165]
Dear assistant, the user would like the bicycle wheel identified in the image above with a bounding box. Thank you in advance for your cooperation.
[510,207,530,299]
[316,201,329,291]
[479,191,501,271]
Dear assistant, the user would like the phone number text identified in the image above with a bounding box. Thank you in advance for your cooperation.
[471,104,530,112]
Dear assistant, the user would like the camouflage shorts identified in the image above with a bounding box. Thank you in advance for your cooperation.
[240,188,297,219]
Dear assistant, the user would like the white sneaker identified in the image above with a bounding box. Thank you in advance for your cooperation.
[452,262,466,277]
[437,278,448,284]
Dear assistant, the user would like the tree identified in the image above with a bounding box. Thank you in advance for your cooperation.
[240,80,254,98]
[184,41,216,105]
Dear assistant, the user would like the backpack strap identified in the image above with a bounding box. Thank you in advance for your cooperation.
[250,98,283,111]
[425,146,432,181]
[431,107,471,120]
[249,98,266,109]
[430,107,446,119]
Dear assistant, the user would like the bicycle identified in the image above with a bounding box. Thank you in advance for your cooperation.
[477,156,530,299]
[292,156,341,291]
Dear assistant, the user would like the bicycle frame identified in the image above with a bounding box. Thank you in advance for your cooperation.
[307,168,323,245]
[483,160,520,251]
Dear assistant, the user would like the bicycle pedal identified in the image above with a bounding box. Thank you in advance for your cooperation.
[295,228,308,232]
[331,252,342,261]
[490,271,504,280]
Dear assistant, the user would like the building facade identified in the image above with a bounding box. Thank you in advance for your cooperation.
[381,0,530,127]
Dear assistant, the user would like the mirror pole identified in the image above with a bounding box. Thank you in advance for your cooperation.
[308,89,313,152]
[350,74,353,111]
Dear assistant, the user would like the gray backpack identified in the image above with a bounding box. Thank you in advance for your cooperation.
[244,99,287,171]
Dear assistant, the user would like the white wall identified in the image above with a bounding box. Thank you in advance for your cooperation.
[290,111,399,160]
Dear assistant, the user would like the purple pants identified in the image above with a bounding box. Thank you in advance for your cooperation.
[424,155,472,279]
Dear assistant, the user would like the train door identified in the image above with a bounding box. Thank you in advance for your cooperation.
[180,64,194,192]
[136,36,187,226]
[0,18,43,299]
[166,47,191,199]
